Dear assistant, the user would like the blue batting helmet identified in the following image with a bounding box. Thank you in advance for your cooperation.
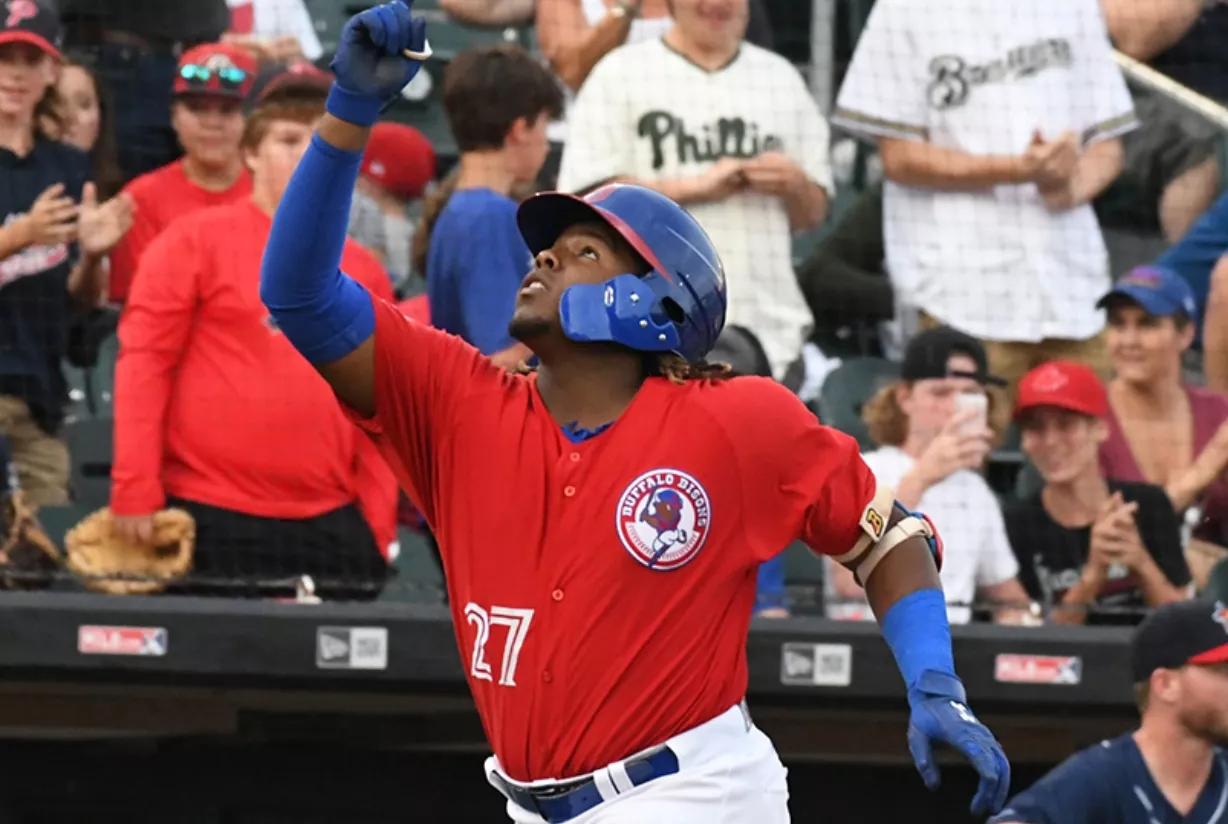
[516,183,727,363]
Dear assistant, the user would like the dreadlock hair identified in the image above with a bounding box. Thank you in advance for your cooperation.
[512,350,734,382]
[649,352,734,383]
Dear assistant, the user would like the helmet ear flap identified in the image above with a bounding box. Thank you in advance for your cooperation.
[559,274,681,352]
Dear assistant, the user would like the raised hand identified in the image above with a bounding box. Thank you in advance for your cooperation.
[328,0,430,126]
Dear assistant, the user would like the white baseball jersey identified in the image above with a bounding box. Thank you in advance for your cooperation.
[557,38,834,378]
[828,446,1019,626]
[831,0,1138,343]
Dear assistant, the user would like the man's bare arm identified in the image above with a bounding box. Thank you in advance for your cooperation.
[1101,0,1204,61]
[878,137,1032,191]
[441,0,535,26]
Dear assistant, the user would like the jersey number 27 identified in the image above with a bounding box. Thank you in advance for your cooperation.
[464,602,534,687]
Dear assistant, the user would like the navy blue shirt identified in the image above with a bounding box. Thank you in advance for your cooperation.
[0,434,15,495]
[426,188,532,357]
[991,734,1228,824]
[1150,4,1228,105]
[0,138,90,434]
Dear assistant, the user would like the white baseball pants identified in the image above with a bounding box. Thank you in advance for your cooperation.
[485,701,790,824]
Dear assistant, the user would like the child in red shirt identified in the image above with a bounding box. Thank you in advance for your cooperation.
[111,68,397,600]
[106,43,257,304]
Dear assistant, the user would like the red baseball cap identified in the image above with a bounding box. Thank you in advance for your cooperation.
[250,59,332,106]
[361,123,437,201]
[0,0,62,60]
[174,44,257,100]
[1013,360,1107,420]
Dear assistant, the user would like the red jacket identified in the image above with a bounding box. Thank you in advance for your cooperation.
[111,198,398,553]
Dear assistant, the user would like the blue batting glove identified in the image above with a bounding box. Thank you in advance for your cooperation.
[328,0,429,126]
[907,670,1011,817]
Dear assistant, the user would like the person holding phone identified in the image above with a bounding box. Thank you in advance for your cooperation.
[828,327,1032,624]
[1004,361,1192,625]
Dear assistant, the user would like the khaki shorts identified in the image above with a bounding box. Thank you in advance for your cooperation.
[0,396,70,508]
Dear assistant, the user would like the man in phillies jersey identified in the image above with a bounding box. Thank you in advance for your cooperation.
[259,3,1011,820]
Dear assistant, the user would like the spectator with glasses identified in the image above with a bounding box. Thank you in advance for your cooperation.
[0,2,132,506]
[105,43,256,304]
[110,68,398,600]
[61,0,232,181]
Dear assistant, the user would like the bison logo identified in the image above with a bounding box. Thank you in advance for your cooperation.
[616,469,711,571]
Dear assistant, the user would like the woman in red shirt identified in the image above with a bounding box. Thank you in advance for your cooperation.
[110,68,397,600]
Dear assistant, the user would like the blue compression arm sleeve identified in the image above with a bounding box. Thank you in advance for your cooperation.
[880,589,956,692]
[259,132,375,365]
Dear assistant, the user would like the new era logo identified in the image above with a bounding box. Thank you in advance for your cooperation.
[316,627,388,670]
[780,642,852,688]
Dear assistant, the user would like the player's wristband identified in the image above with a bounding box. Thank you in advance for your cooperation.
[325,83,386,128]
[880,588,957,695]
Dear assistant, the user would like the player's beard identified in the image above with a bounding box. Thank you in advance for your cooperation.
[1179,701,1228,746]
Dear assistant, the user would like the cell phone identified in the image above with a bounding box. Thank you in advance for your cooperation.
[954,392,988,433]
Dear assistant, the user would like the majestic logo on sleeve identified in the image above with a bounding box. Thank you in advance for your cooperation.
[0,213,67,288]
[927,38,1073,110]
[616,469,711,570]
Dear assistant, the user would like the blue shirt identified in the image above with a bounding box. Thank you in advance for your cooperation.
[426,188,532,356]
[991,734,1228,824]
[0,138,89,434]
[1156,191,1228,346]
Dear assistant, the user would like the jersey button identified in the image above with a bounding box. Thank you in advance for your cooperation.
[569,452,581,463]
[564,485,576,497]
[552,588,564,602]
[542,671,552,683]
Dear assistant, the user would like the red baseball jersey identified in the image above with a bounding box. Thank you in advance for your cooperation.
[345,297,879,782]
[108,160,253,303]
[112,199,397,551]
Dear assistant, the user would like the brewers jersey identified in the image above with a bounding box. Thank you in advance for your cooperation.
[832,0,1138,343]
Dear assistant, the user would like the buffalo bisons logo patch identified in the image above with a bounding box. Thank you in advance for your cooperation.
[616,469,711,570]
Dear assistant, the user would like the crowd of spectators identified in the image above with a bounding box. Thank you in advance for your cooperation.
[0,0,1227,628]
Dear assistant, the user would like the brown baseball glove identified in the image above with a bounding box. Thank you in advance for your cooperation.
[65,507,196,595]
[0,489,62,590]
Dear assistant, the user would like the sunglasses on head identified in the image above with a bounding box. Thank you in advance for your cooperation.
[179,64,248,89]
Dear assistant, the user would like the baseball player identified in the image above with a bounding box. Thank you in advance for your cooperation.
[989,598,1228,824]
[258,3,1011,821]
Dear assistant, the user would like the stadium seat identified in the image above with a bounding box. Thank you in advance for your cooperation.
[1014,460,1044,501]
[35,503,90,552]
[63,417,114,510]
[1205,556,1228,602]
[782,541,827,616]
[816,356,900,448]
[381,526,446,604]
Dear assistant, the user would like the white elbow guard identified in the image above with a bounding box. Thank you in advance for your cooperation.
[830,483,942,587]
